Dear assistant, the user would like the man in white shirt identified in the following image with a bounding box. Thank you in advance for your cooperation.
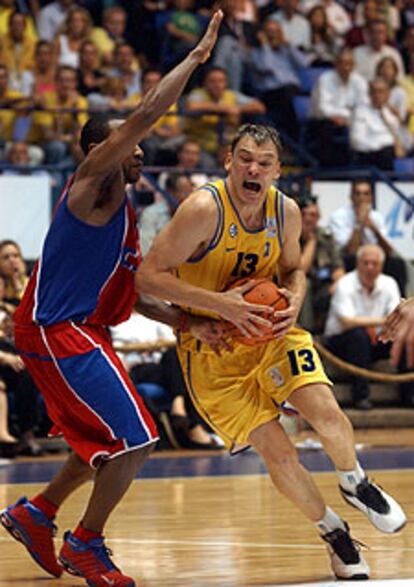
[36,0,72,42]
[310,48,368,166]
[350,77,400,170]
[269,0,311,49]
[328,179,407,294]
[324,244,410,409]
[353,20,404,81]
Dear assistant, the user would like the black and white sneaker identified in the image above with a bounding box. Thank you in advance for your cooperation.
[340,477,407,533]
[322,524,370,581]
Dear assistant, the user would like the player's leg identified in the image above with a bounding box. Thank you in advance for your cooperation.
[289,383,406,533]
[59,444,154,587]
[248,418,369,581]
[0,451,93,578]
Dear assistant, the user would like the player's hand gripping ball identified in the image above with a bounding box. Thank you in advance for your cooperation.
[224,278,288,345]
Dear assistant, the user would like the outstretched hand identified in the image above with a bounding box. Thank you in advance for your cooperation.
[192,10,223,64]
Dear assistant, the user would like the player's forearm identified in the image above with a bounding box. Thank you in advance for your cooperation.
[136,293,182,329]
[341,316,385,330]
[278,267,307,307]
[136,270,222,316]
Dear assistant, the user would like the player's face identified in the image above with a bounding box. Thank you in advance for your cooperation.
[225,137,281,206]
[122,144,144,183]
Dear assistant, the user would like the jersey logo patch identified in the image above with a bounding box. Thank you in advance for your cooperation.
[265,217,278,238]
[268,366,284,387]
[229,223,238,238]
[120,247,138,272]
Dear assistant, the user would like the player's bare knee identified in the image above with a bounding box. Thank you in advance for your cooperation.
[315,404,349,438]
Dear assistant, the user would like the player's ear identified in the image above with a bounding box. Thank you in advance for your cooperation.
[273,160,281,181]
[224,151,232,172]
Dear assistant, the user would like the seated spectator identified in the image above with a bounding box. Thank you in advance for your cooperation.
[140,173,194,256]
[376,56,407,123]
[111,311,221,449]
[88,77,137,113]
[0,0,37,40]
[268,0,311,50]
[249,19,308,140]
[212,0,258,91]
[324,244,411,410]
[328,179,407,295]
[26,65,88,165]
[345,0,379,48]
[298,194,345,333]
[77,39,107,97]
[310,48,368,166]
[110,42,141,98]
[54,6,92,69]
[353,19,404,81]
[2,141,52,174]
[0,11,36,92]
[354,0,400,41]
[157,138,212,190]
[186,66,265,161]
[90,5,129,67]
[0,239,28,304]
[306,4,340,65]
[137,68,183,165]
[401,52,414,132]
[20,40,57,98]
[36,0,72,43]
[162,0,204,70]
[350,77,405,170]
[0,64,29,147]
[400,24,414,73]
[301,0,352,37]
[0,274,17,446]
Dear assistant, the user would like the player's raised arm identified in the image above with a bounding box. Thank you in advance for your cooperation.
[80,10,223,178]
[136,190,273,336]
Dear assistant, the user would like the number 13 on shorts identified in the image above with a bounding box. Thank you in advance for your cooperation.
[287,348,317,375]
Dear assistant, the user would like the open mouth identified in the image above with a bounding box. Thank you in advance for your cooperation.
[243,180,261,193]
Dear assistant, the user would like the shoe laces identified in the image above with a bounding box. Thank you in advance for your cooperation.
[89,538,117,572]
[322,526,367,565]
[356,478,390,514]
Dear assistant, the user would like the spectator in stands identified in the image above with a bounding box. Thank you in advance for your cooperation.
[376,56,407,123]
[0,11,36,92]
[249,19,308,140]
[353,20,404,81]
[354,0,400,41]
[90,5,128,67]
[55,6,92,69]
[0,64,27,146]
[2,141,54,177]
[301,0,351,37]
[157,138,212,190]
[268,0,311,50]
[345,0,380,48]
[350,77,406,170]
[324,244,411,410]
[36,0,72,42]
[0,239,28,304]
[0,274,18,447]
[111,42,141,98]
[138,68,183,165]
[400,25,414,73]
[0,0,37,40]
[212,0,258,91]
[26,65,88,165]
[88,77,137,113]
[140,173,194,256]
[401,0,414,38]
[306,4,340,65]
[162,0,204,70]
[328,179,407,295]
[310,48,368,166]
[401,53,414,131]
[185,66,265,161]
[20,40,57,97]
[298,194,345,333]
[77,39,107,97]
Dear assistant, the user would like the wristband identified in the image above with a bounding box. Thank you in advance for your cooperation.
[178,312,190,333]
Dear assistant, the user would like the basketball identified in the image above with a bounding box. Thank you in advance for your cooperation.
[224,278,288,345]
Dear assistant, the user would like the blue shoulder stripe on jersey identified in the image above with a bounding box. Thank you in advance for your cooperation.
[224,179,266,234]
[188,183,224,264]
[275,190,283,249]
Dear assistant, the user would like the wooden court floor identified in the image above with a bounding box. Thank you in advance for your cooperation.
[0,429,414,587]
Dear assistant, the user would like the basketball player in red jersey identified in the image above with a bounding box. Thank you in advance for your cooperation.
[0,13,246,587]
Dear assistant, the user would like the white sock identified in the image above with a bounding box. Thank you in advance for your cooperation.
[315,506,347,535]
[337,461,366,493]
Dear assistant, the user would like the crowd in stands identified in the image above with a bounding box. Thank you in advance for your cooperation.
[2,0,414,456]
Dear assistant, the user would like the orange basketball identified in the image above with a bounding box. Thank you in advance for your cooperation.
[224,278,288,345]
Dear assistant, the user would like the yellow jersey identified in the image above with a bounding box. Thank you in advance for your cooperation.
[176,178,285,350]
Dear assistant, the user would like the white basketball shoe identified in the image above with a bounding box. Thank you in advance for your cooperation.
[322,523,370,581]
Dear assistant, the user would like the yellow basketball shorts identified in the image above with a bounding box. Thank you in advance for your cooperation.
[177,326,331,452]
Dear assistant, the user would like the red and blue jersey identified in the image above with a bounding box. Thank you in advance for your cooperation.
[15,178,140,328]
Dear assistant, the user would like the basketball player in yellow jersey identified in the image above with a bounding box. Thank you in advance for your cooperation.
[136,124,406,581]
